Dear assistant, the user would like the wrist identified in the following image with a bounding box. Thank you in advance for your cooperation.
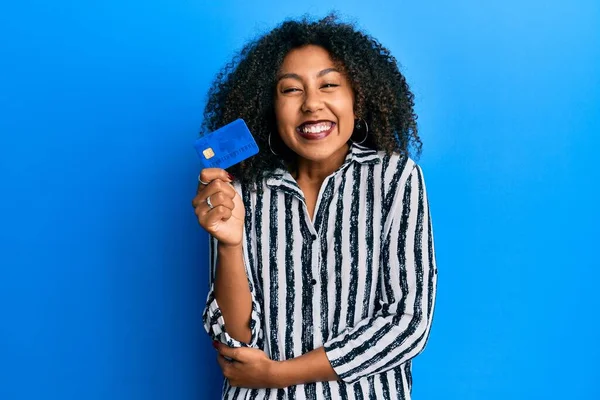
[217,241,243,253]
[269,360,293,389]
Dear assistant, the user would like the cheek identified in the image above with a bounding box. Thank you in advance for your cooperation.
[332,91,356,122]
[329,91,355,138]
[273,100,297,143]
[274,98,297,124]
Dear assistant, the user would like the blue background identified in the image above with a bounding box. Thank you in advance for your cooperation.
[1,0,598,399]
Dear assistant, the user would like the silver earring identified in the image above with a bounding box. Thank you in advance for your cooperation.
[351,119,369,145]
[268,133,279,156]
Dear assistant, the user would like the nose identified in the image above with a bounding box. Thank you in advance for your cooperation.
[301,87,324,113]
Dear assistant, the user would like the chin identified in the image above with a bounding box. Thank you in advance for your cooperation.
[295,143,348,161]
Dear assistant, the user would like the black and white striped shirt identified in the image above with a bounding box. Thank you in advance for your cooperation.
[203,143,438,400]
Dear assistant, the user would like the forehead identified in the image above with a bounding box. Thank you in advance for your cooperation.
[279,45,338,72]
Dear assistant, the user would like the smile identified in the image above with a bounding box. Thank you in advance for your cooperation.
[296,121,336,140]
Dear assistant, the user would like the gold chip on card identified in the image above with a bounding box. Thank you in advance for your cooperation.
[202,148,215,159]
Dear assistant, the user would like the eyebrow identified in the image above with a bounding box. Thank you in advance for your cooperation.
[277,68,340,82]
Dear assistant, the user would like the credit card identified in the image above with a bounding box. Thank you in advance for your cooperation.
[194,119,259,170]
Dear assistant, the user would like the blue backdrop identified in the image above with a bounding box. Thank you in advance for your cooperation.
[1,1,598,399]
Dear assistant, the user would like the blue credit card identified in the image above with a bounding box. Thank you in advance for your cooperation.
[194,119,259,170]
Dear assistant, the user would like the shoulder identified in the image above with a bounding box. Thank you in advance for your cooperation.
[380,150,416,170]
[374,150,418,189]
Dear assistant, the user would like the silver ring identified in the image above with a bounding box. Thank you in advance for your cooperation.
[206,196,214,209]
[198,174,209,185]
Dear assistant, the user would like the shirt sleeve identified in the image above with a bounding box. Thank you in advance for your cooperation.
[323,164,438,383]
[202,233,263,348]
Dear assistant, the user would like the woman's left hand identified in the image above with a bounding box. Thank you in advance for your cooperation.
[214,343,286,389]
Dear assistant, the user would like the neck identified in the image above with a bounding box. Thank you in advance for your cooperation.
[291,143,350,183]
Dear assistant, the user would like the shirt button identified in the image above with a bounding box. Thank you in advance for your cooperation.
[311,279,317,285]
[311,234,318,241]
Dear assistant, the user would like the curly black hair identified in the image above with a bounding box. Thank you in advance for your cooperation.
[200,13,421,186]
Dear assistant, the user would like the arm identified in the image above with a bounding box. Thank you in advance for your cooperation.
[322,164,438,383]
[274,347,337,386]
[200,176,262,348]
[216,345,337,389]
[204,230,263,348]
[213,240,252,343]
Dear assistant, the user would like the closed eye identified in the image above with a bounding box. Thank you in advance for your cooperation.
[321,83,339,89]
[282,87,302,93]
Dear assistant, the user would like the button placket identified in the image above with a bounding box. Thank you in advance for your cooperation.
[311,232,320,287]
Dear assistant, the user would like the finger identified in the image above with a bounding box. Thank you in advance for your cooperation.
[203,206,233,225]
[198,207,232,231]
[216,354,229,370]
[197,169,233,193]
[217,344,240,360]
[197,172,210,186]
[204,179,238,200]
[206,192,236,211]
[194,180,237,208]
[194,204,230,233]
[192,194,204,209]
[192,185,236,211]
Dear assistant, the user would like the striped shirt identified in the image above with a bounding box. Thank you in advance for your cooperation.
[203,142,438,400]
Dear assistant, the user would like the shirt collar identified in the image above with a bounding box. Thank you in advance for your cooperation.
[345,142,382,166]
[265,143,381,198]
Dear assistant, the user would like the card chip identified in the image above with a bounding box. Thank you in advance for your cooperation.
[203,148,215,159]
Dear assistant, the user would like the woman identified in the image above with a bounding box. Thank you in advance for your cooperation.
[192,14,438,400]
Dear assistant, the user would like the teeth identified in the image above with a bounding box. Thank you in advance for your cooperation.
[301,122,332,134]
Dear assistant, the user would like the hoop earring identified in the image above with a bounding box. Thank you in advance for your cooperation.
[350,118,369,145]
[268,133,279,156]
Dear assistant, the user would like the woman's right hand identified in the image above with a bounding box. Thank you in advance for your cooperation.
[192,168,245,247]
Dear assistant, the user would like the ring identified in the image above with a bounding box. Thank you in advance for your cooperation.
[206,196,214,209]
[198,174,209,185]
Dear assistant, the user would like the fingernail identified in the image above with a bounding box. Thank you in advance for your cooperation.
[227,173,235,181]
[212,341,219,349]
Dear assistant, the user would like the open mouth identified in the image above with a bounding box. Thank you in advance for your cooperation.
[296,121,336,140]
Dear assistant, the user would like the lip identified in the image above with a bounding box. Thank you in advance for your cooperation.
[296,120,336,141]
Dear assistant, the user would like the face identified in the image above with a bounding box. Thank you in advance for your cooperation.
[274,45,356,163]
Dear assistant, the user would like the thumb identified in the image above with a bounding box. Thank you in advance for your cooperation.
[216,343,240,360]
